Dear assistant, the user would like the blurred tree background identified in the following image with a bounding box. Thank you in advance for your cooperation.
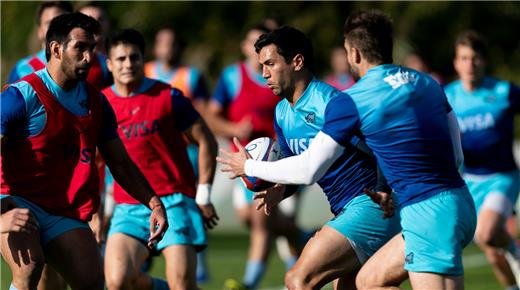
[2,1,519,87]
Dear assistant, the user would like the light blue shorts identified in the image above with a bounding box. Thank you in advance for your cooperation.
[0,195,90,245]
[400,187,477,275]
[108,193,207,252]
[186,144,199,179]
[464,170,520,215]
[326,194,402,262]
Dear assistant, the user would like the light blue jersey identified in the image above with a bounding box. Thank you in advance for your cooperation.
[276,78,401,260]
[328,64,465,207]
[322,64,474,275]
[275,79,377,215]
[445,77,520,175]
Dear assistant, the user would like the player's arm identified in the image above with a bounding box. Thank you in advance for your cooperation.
[205,75,252,140]
[96,95,167,246]
[444,98,464,170]
[173,88,220,229]
[218,94,360,185]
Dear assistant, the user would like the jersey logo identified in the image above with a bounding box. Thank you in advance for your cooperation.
[457,113,495,133]
[305,112,316,124]
[130,106,141,115]
[384,72,415,89]
[120,120,160,139]
[288,138,314,155]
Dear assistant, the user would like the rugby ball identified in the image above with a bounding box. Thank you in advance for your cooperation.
[241,137,281,192]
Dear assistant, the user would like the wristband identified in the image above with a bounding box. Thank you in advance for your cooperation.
[195,184,212,205]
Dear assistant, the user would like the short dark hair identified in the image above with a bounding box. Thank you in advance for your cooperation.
[254,26,314,72]
[343,10,393,64]
[76,1,104,12]
[45,12,100,61]
[454,30,487,59]
[36,1,73,25]
[107,28,146,57]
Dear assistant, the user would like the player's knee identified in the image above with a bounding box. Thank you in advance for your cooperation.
[285,268,313,290]
[105,269,134,290]
[355,268,373,290]
[483,247,504,266]
[475,227,499,247]
[167,275,197,290]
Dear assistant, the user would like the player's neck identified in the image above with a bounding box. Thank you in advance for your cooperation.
[160,59,178,71]
[462,78,483,92]
[359,61,381,78]
[47,63,79,91]
[288,72,313,106]
[115,79,142,97]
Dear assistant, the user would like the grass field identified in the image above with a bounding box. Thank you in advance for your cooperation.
[0,232,501,290]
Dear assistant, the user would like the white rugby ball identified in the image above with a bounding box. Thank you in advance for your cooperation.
[241,137,281,192]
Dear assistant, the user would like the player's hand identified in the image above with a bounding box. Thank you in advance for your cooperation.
[88,212,105,245]
[216,137,251,179]
[198,203,220,230]
[148,200,168,249]
[253,184,285,216]
[363,188,395,218]
[0,207,38,234]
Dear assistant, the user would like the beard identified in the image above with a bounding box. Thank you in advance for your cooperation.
[349,63,360,82]
[61,54,90,81]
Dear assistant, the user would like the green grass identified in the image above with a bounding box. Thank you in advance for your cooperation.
[0,233,502,290]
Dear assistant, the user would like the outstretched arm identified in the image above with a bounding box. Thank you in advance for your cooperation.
[217,131,344,185]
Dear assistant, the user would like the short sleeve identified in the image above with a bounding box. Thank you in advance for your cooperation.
[212,76,232,108]
[1,86,27,136]
[322,94,361,147]
[171,88,200,131]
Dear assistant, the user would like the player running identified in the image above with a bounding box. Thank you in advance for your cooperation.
[102,28,219,290]
[218,11,475,290]
[218,25,401,289]
[445,30,520,290]
[1,13,168,290]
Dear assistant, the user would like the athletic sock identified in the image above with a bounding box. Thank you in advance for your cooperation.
[9,284,18,290]
[197,250,209,282]
[243,260,266,290]
[152,277,169,290]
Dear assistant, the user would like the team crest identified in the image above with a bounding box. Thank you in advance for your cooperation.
[305,112,316,124]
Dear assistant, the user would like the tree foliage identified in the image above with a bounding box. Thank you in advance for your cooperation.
[2,1,519,86]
